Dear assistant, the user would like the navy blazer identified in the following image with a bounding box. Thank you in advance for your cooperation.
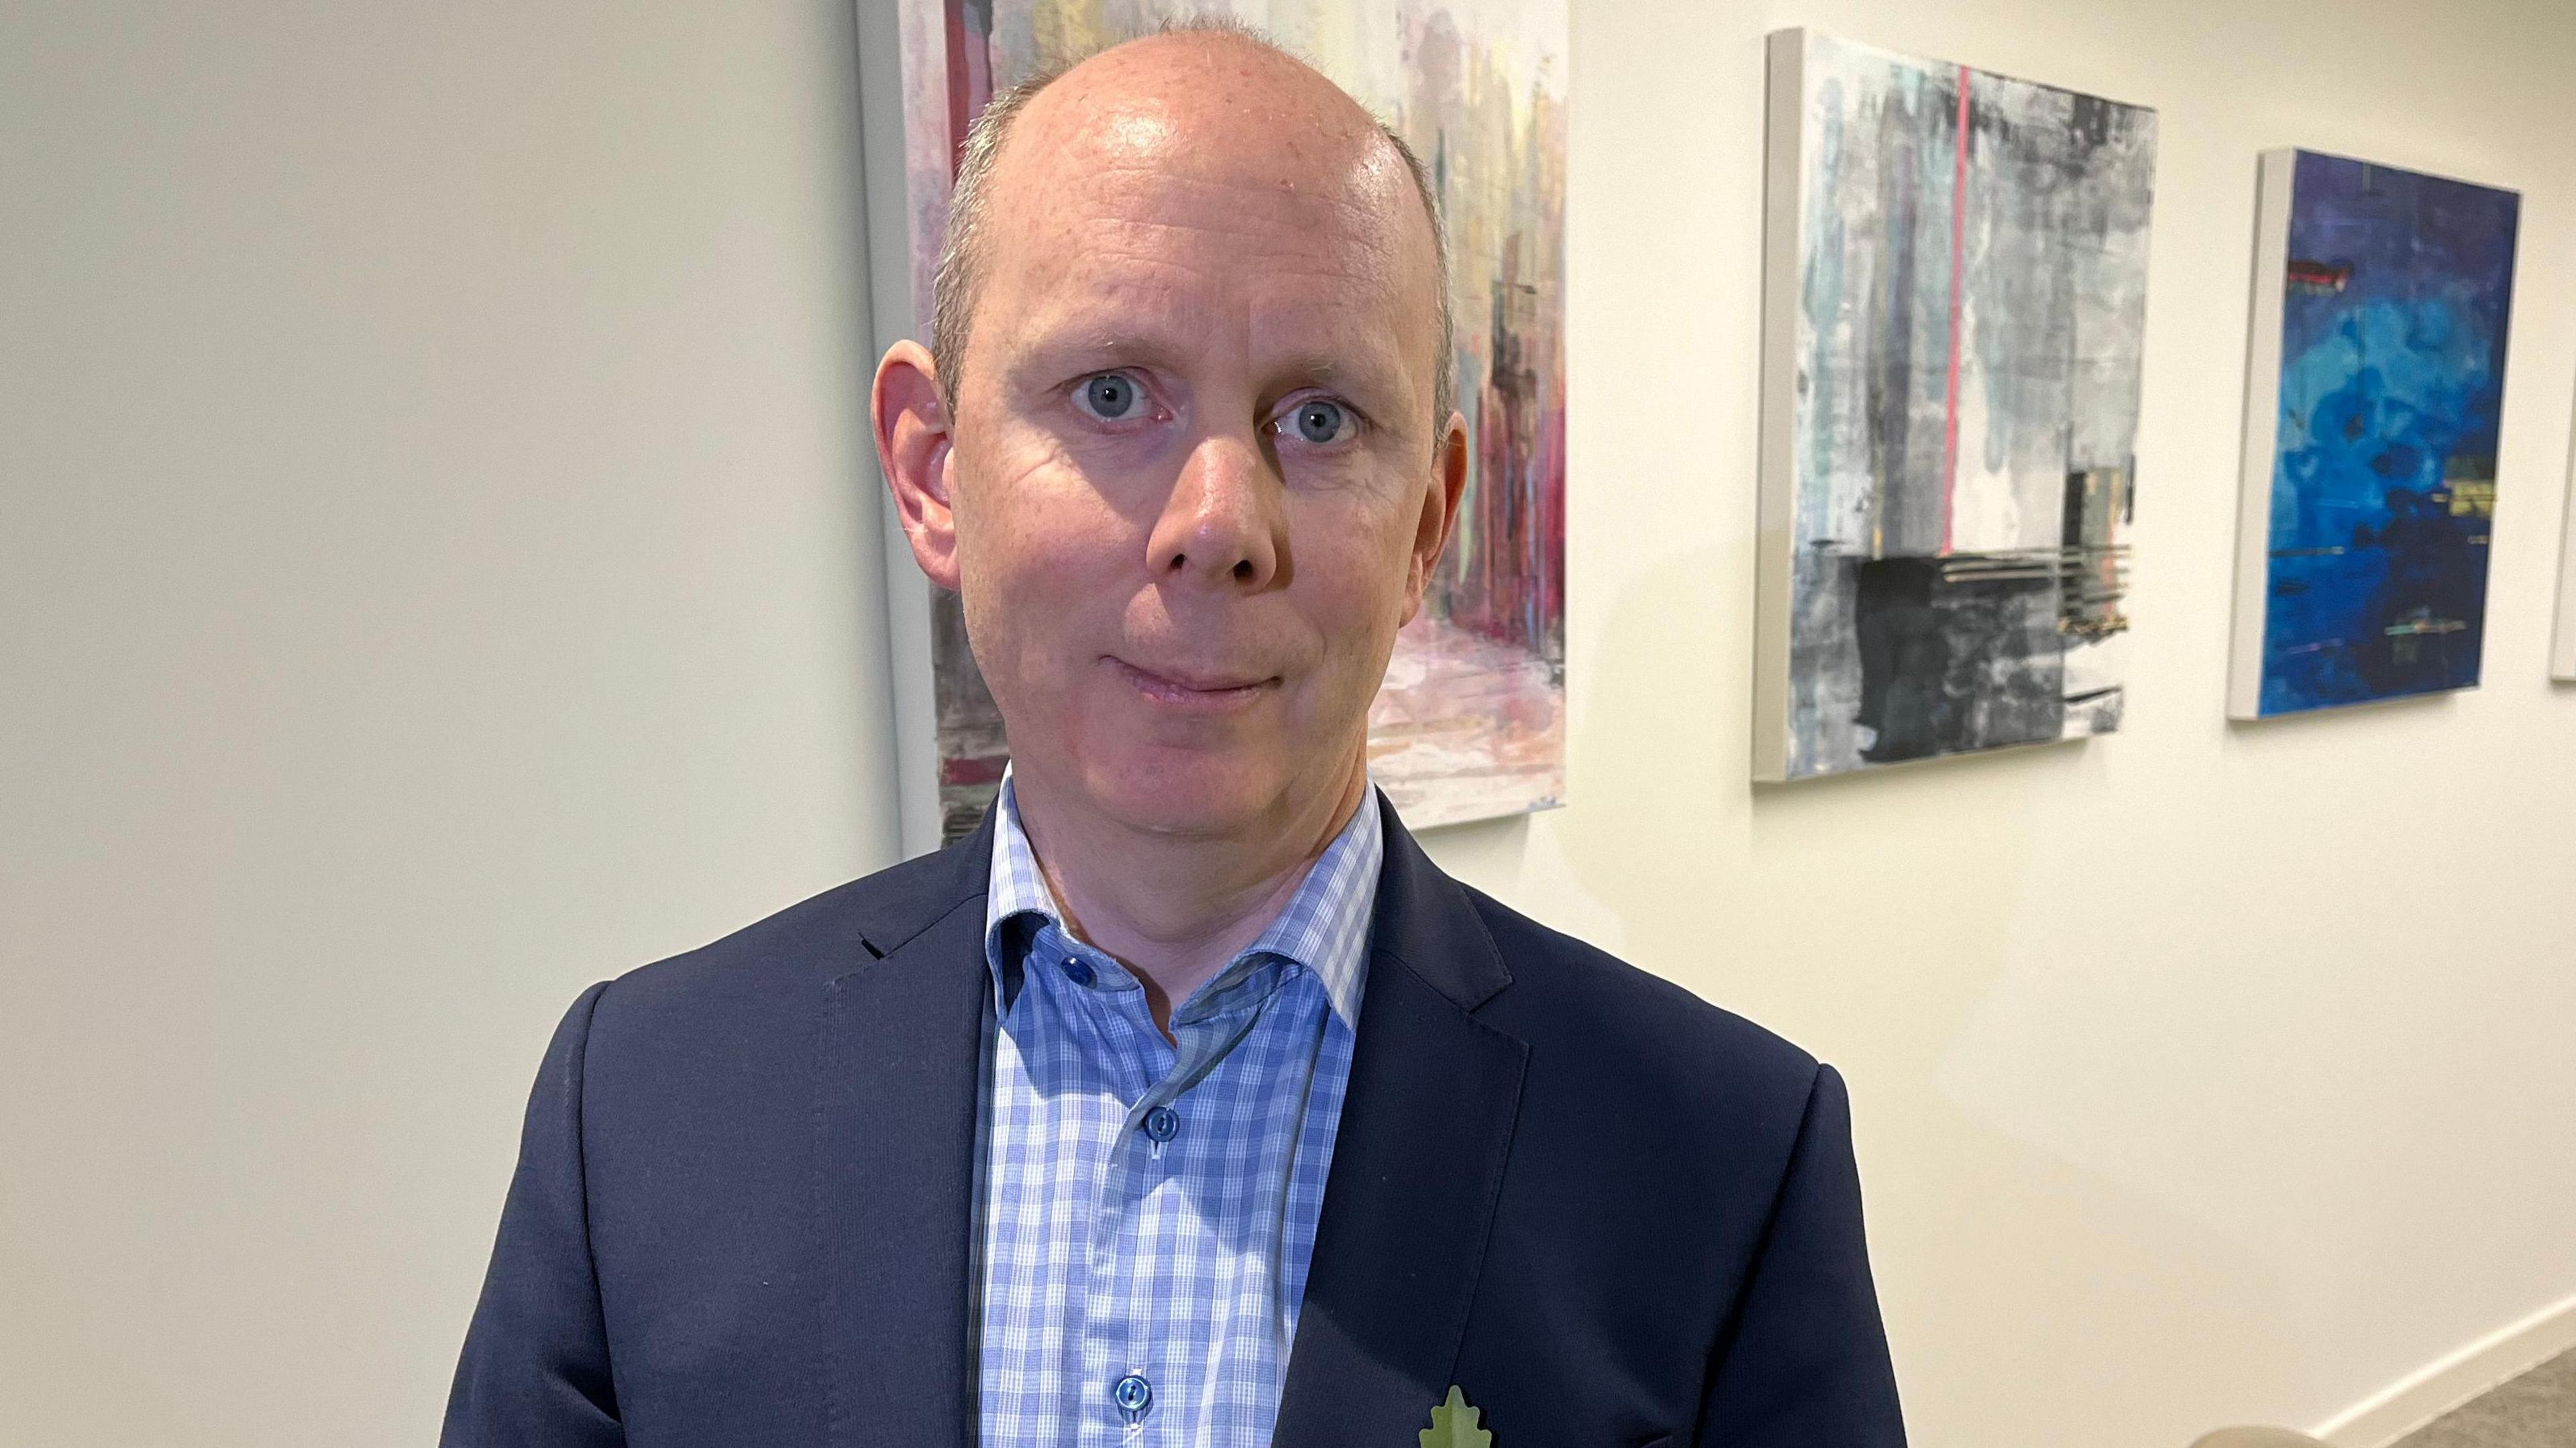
[445,799,1906,1446]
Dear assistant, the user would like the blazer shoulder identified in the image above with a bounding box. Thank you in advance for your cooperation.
[594,838,987,1029]
[1462,886,1822,1124]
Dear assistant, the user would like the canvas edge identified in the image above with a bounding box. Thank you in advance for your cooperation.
[2277,145,2526,205]
[2226,149,2298,721]
[1394,785,1568,834]
[853,0,947,858]
[2475,180,2522,697]
[1750,27,1811,784]
[1799,27,2158,118]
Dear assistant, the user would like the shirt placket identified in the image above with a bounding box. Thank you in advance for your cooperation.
[1070,948,1287,1447]
[1052,935,1157,1447]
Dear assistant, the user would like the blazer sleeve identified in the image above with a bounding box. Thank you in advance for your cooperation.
[442,981,625,1448]
[1695,1062,1907,1447]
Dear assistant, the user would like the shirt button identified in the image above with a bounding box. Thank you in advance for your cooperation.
[1142,1106,1179,1143]
[1062,957,1095,987]
[1112,1372,1152,1421]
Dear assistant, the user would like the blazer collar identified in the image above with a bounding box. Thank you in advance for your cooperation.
[1272,795,1529,1447]
[1361,791,1515,1011]
[812,807,994,1448]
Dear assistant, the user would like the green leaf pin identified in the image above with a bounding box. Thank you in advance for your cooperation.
[1419,1385,1493,1448]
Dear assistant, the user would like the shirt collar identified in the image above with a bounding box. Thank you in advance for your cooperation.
[982,768,1381,1028]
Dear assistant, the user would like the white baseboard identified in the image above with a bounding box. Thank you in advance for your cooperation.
[2314,1290,2576,1447]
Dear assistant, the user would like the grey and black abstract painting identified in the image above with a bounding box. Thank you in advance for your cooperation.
[1756,30,2157,781]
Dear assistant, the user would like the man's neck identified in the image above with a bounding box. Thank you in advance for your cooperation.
[1011,760,1368,1035]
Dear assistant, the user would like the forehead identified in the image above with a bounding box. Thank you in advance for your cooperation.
[977,69,1434,353]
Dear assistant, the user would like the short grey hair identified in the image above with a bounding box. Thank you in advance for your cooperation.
[930,21,1456,436]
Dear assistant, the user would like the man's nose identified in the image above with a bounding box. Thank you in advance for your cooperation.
[1146,431,1287,593]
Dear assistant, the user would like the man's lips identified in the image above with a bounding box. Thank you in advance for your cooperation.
[1110,657,1278,712]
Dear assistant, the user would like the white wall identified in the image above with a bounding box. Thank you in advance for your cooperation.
[2,2,2571,1447]
[0,2,899,1443]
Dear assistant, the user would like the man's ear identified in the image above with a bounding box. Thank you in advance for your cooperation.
[873,339,962,591]
[1401,410,1472,625]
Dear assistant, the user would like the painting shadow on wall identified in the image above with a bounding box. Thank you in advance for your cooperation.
[1749,725,2094,810]
[2220,682,2460,735]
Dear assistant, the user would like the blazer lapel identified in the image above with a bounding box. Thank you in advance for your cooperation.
[1273,798,1530,1448]
[812,815,994,1448]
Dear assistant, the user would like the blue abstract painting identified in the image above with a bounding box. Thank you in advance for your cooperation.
[2243,152,2520,717]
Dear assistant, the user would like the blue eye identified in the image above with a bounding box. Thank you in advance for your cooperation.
[1077,372,1140,421]
[1288,399,1352,445]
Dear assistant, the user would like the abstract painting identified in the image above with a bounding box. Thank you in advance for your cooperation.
[2227,150,2520,718]
[896,0,1567,841]
[1755,30,2158,782]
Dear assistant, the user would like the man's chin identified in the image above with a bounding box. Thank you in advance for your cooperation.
[1078,750,1291,838]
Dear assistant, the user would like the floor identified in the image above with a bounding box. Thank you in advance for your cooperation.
[2392,1346,2576,1448]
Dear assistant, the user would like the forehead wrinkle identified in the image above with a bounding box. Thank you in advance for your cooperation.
[996,188,1407,319]
[1008,241,1407,352]
[1057,220,1405,290]
[1013,180,1409,288]
[1031,160,1412,258]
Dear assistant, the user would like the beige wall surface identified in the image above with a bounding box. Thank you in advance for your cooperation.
[0,1,901,1442]
[3,2,2572,1447]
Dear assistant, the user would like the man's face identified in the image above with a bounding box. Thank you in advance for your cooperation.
[934,63,1458,837]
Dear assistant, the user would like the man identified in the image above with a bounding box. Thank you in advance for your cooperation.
[445,25,1905,1448]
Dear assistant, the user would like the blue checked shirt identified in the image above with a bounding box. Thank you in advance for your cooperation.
[973,773,1381,1447]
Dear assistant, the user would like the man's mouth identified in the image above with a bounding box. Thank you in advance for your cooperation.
[1110,657,1278,712]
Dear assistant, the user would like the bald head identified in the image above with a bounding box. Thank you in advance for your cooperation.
[931,25,1452,430]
